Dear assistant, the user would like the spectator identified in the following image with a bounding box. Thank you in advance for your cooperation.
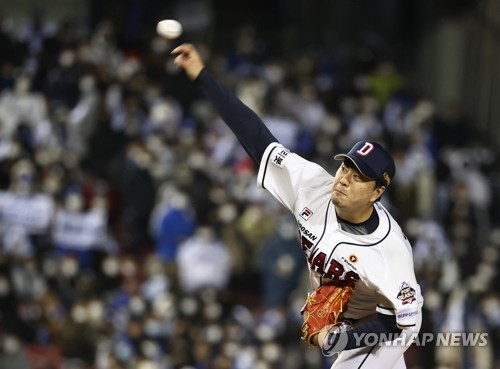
[258,213,305,310]
[52,189,112,269]
[0,73,47,140]
[176,227,232,294]
[116,140,156,253]
[0,159,54,257]
[149,185,196,264]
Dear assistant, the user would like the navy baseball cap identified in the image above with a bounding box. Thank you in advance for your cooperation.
[334,141,396,187]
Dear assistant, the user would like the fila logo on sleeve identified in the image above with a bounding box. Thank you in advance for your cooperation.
[300,207,313,221]
[356,142,374,156]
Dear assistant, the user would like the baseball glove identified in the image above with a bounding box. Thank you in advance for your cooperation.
[301,284,354,346]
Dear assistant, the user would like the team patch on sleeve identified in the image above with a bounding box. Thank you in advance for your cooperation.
[396,282,416,305]
[271,148,290,168]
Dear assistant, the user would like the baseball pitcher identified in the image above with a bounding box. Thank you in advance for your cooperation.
[172,43,423,369]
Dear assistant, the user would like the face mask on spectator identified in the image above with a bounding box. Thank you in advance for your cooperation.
[129,295,146,317]
[59,49,75,67]
[87,300,105,325]
[102,256,119,277]
[71,303,87,323]
[43,257,58,277]
[140,341,160,360]
[14,76,31,94]
[79,74,95,93]
[60,256,79,278]
[2,335,21,354]
[481,295,500,323]
[152,293,176,319]
[120,258,137,278]
[144,318,162,337]
[65,193,83,212]
[114,341,133,361]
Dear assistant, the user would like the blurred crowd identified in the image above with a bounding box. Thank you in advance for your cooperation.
[0,8,499,369]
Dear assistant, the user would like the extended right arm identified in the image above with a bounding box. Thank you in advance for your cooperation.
[172,43,277,165]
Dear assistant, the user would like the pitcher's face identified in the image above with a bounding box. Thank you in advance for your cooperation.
[331,161,384,211]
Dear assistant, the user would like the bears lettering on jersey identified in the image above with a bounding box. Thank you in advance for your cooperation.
[323,257,360,282]
[300,234,360,283]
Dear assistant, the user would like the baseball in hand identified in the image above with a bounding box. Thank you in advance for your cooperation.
[156,19,183,39]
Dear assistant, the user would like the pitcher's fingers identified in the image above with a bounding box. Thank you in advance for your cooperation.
[171,43,193,56]
[173,55,182,66]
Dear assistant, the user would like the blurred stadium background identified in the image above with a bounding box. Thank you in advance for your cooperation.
[0,0,499,368]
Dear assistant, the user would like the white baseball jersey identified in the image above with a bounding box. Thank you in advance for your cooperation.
[257,143,423,330]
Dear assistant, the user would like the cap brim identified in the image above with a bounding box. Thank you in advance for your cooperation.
[334,154,378,181]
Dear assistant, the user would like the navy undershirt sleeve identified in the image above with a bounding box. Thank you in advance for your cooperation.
[329,313,402,350]
[195,68,278,165]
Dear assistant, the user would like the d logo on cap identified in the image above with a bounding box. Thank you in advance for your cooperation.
[355,142,374,156]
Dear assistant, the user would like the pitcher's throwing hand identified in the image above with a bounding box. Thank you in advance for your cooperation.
[171,43,205,81]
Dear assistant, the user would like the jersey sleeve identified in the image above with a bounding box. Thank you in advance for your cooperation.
[196,69,277,165]
[373,239,422,330]
[256,143,333,212]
